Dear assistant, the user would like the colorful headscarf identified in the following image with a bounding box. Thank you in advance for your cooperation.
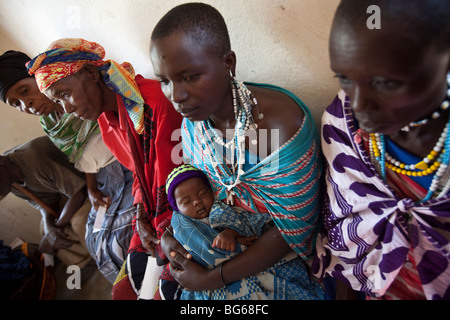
[26,38,145,134]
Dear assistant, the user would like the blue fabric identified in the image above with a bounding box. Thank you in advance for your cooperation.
[0,241,31,280]
[181,82,322,258]
[171,204,324,300]
[385,136,433,189]
[85,161,135,283]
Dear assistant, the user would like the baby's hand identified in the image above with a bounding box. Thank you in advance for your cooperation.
[212,229,238,251]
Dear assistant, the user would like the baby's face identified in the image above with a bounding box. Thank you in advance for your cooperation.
[174,177,214,219]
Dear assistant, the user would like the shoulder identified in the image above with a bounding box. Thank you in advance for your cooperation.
[6,136,58,159]
[247,83,306,145]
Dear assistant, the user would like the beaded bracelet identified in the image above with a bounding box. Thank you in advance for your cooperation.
[219,264,227,287]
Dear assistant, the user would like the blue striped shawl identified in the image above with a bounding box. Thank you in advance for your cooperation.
[181,83,322,259]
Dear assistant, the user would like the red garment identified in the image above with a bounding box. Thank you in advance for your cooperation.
[98,101,142,203]
[98,75,182,260]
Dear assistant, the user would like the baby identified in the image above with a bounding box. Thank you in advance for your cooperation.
[166,164,271,253]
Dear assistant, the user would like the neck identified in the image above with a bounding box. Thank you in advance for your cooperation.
[100,80,119,113]
[389,108,450,158]
[208,91,235,131]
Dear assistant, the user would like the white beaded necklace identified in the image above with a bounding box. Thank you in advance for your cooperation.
[200,78,263,205]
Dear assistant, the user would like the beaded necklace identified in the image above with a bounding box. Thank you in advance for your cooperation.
[199,78,264,205]
[370,77,450,202]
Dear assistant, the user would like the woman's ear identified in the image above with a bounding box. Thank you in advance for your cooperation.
[80,63,101,82]
[223,50,237,76]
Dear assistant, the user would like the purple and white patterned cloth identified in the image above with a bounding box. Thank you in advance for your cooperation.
[312,91,450,300]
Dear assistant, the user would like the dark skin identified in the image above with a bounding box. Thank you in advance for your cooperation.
[330,23,450,159]
[150,30,306,291]
[4,77,110,209]
[44,64,160,256]
[329,19,450,299]
[174,177,257,251]
[0,156,86,254]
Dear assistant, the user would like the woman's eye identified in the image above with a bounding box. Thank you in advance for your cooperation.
[158,78,170,85]
[20,87,29,96]
[334,74,352,86]
[372,79,403,91]
[183,74,199,82]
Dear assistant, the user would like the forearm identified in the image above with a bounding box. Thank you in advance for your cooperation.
[85,173,98,193]
[55,187,87,228]
[40,207,58,234]
[220,225,291,284]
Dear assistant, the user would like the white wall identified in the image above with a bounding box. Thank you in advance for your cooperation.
[0,0,340,245]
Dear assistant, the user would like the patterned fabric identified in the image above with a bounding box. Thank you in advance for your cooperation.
[312,91,450,300]
[27,38,145,134]
[172,200,271,267]
[85,161,135,283]
[182,82,322,260]
[172,202,323,300]
[40,111,99,163]
[111,76,183,300]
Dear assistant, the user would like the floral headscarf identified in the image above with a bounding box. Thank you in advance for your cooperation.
[27,38,145,134]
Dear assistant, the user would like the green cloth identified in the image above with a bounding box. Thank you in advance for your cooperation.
[40,111,99,163]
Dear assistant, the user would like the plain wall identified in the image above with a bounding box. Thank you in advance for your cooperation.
[0,0,340,245]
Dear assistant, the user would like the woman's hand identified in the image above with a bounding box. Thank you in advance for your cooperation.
[169,251,223,291]
[135,203,159,256]
[88,188,110,210]
[39,225,76,254]
[160,227,192,270]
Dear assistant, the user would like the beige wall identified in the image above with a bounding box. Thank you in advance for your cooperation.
[0,0,340,244]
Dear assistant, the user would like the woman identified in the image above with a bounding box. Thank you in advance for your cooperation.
[150,3,324,299]
[313,0,450,300]
[26,38,183,299]
[0,50,135,283]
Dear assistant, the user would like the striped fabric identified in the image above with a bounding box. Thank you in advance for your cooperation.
[181,82,322,260]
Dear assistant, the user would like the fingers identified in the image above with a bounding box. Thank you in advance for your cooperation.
[169,250,189,271]
[94,196,110,210]
[212,237,236,251]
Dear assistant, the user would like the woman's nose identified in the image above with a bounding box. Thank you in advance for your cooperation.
[171,82,188,104]
[350,86,373,113]
[61,102,75,113]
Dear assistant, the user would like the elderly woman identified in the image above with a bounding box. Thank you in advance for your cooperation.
[26,39,183,299]
[150,3,324,299]
[313,0,450,300]
[0,50,134,283]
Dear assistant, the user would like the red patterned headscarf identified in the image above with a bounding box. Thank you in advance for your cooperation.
[27,38,145,134]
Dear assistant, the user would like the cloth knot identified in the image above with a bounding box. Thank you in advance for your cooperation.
[397,199,414,213]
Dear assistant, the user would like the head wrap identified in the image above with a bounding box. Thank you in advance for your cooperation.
[0,50,32,102]
[26,38,145,134]
[166,164,211,211]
